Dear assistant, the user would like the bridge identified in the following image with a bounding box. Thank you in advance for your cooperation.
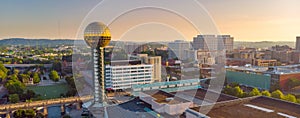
[0,95,92,118]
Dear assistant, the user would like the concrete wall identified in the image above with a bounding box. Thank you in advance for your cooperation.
[165,102,191,115]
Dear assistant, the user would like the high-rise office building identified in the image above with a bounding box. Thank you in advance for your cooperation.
[192,35,234,51]
[137,54,162,82]
[168,40,191,60]
[137,54,149,63]
[193,35,217,50]
[296,36,300,51]
[217,35,234,52]
[148,56,162,82]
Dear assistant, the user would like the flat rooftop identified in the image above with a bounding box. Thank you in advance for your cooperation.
[171,88,238,103]
[227,65,300,75]
[191,96,300,118]
[88,98,156,118]
[143,90,190,104]
[226,66,269,73]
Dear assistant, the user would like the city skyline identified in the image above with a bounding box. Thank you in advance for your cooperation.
[0,0,300,41]
[2,1,300,117]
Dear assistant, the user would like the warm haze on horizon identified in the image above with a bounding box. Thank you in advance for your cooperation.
[0,0,300,41]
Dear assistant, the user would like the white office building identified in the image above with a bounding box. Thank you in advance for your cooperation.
[105,64,153,90]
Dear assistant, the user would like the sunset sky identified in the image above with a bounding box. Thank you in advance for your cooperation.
[0,0,299,41]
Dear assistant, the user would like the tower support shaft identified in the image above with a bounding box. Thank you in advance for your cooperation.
[93,47,106,106]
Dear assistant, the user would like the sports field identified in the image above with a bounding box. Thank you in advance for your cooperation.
[27,84,69,100]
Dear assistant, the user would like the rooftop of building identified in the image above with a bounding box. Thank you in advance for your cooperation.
[190,96,300,118]
[87,98,157,118]
[142,90,190,105]
[171,88,238,103]
[226,64,300,75]
[226,66,269,73]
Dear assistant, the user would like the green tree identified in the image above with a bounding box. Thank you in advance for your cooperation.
[13,69,20,75]
[271,90,284,99]
[33,72,40,84]
[5,79,25,94]
[13,109,36,118]
[9,94,20,103]
[0,63,8,73]
[249,88,261,96]
[284,94,297,103]
[261,90,271,97]
[24,109,35,117]
[9,74,18,81]
[49,70,59,82]
[0,63,8,81]
[0,70,7,81]
[19,74,30,84]
[223,85,233,95]
[233,86,244,98]
[13,109,25,118]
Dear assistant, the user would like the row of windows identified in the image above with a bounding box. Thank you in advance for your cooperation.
[109,69,152,73]
[109,66,152,70]
[111,76,152,81]
[112,80,151,85]
[110,73,152,76]
[111,81,151,87]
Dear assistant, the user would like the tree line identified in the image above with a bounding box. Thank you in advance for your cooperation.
[223,84,300,103]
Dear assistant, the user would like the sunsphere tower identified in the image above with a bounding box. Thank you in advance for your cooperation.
[84,22,111,108]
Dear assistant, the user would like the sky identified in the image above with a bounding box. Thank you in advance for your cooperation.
[0,0,299,42]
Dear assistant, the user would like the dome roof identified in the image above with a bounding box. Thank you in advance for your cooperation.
[84,22,111,48]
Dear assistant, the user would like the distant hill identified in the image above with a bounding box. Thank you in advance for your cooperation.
[0,38,296,49]
[234,41,295,49]
[0,38,75,47]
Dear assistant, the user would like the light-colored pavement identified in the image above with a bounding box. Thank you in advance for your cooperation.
[38,72,66,86]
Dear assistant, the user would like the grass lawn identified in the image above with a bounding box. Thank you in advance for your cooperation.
[27,84,69,100]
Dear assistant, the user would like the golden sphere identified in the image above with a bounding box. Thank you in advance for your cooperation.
[84,22,111,48]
